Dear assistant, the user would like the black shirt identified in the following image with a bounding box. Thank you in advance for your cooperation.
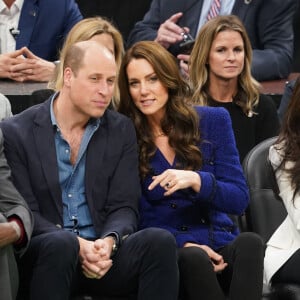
[208,94,280,163]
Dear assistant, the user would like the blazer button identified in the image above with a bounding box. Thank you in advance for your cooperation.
[180,225,188,231]
[56,224,62,228]
[170,203,177,209]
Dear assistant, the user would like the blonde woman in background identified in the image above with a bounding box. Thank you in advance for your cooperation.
[189,15,279,162]
[49,17,124,108]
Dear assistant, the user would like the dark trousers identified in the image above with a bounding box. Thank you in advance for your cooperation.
[17,227,179,300]
[178,232,264,300]
[272,248,300,285]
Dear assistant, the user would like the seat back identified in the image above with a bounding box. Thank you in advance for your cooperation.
[242,137,287,243]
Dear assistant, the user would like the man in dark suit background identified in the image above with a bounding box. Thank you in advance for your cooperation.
[0,0,82,82]
[127,0,298,81]
[0,40,179,300]
[0,130,33,300]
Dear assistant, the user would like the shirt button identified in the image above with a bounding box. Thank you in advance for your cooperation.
[180,226,188,231]
[65,149,69,153]
[68,194,72,198]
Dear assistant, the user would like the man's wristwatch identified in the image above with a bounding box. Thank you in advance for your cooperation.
[111,237,118,257]
[109,234,119,258]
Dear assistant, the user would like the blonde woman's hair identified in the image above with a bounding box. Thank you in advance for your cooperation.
[49,17,124,108]
[189,15,260,116]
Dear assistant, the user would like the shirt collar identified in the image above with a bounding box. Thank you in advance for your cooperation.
[0,0,24,13]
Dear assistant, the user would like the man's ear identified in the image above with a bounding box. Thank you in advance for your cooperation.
[64,67,73,87]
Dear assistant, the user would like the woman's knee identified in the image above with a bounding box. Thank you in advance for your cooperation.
[234,232,264,255]
[178,246,213,272]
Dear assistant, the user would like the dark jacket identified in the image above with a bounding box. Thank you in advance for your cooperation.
[127,0,297,81]
[0,98,140,242]
[16,0,82,61]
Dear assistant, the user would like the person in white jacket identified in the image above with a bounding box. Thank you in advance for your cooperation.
[265,78,300,286]
[0,93,12,120]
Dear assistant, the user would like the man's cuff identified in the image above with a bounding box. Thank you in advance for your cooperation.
[102,232,120,257]
[8,216,26,247]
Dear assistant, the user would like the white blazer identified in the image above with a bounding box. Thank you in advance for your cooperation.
[0,94,12,121]
[264,145,300,285]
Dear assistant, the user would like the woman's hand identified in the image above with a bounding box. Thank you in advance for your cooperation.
[148,169,201,196]
[184,242,228,273]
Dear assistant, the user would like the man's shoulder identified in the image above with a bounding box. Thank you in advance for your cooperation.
[103,109,134,128]
[24,0,77,8]
[1,101,49,131]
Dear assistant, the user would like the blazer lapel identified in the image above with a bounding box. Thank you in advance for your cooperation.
[16,0,39,49]
[85,116,108,205]
[33,100,63,216]
[178,0,204,37]
[232,0,251,22]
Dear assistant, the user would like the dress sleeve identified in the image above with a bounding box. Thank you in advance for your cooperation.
[190,107,249,216]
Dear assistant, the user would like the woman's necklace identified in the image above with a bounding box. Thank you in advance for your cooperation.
[154,132,166,138]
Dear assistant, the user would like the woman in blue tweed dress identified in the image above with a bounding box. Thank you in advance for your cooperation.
[118,40,264,300]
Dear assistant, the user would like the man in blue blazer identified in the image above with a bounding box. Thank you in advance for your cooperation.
[127,0,298,81]
[0,40,178,299]
[0,0,82,82]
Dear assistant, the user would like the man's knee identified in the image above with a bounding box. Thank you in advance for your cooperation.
[138,227,177,251]
[32,230,79,264]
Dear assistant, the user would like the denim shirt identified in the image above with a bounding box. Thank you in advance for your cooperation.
[50,97,100,240]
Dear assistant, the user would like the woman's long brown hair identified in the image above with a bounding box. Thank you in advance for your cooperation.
[118,41,202,178]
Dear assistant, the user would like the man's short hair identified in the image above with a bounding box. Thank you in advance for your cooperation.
[63,43,86,76]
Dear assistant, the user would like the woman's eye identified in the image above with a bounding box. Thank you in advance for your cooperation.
[149,76,158,82]
[129,81,138,87]
[234,48,243,53]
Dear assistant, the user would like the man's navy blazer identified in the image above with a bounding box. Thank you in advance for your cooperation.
[16,0,82,61]
[0,98,140,241]
[127,0,298,81]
